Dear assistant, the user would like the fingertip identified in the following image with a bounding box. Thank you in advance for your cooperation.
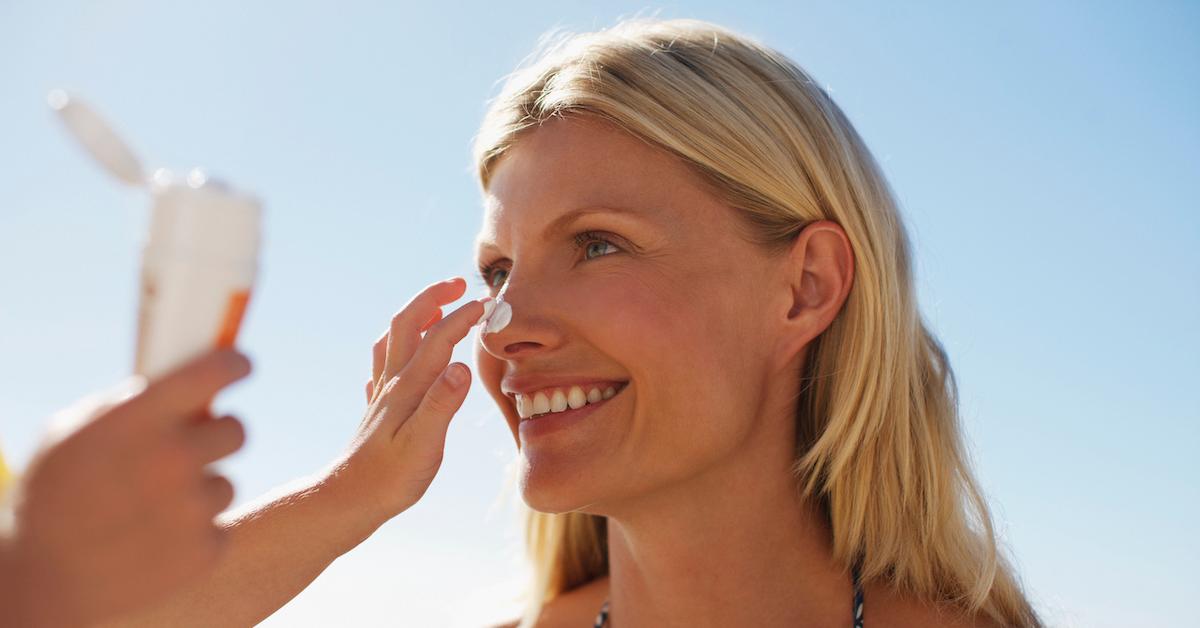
[215,474,235,503]
[448,276,468,297]
[204,349,251,382]
[473,297,495,327]
[432,276,465,291]
[224,351,252,377]
[444,363,470,388]
[219,415,247,450]
[204,473,236,518]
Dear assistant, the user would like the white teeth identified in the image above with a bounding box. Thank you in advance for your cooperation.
[567,386,587,409]
[532,391,550,415]
[514,383,624,419]
[550,389,568,412]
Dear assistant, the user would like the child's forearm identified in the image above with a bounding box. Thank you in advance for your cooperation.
[106,467,380,628]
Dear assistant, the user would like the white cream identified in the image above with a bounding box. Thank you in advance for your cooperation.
[476,298,496,326]
[484,299,512,333]
[480,282,512,334]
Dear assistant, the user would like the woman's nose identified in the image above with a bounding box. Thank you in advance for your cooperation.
[478,280,555,360]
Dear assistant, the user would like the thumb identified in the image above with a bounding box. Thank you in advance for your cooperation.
[397,363,470,446]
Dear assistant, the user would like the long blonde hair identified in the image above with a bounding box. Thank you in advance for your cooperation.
[473,18,1040,627]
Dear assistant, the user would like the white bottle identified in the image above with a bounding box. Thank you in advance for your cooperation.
[50,90,262,380]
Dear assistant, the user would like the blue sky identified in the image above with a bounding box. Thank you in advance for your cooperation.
[1,1,1196,626]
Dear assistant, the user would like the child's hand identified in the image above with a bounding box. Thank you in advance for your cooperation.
[2,350,250,627]
[326,277,487,530]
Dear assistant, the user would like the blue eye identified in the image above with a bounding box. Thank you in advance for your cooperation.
[475,264,508,292]
[583,241,614,260]
[576,231,621,260]
[487,268,508,289]
[475,231,627,292]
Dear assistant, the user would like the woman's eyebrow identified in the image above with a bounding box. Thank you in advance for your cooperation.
[544,205,657,237]
[474,205,657,257]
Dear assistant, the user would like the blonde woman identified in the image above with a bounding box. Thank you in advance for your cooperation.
[111,18,1041,628]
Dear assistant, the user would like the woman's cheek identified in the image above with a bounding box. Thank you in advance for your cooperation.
[593,272,694,349]
[475,337,520,442]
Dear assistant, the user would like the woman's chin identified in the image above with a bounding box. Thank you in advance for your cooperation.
[518,457,606,515]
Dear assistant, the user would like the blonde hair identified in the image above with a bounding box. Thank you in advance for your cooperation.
[473,18,1040,627]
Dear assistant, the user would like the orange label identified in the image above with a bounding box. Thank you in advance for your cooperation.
[215,290,251,348]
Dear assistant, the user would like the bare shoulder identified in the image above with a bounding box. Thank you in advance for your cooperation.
[864,582,1005,628]
[494,576,608,628]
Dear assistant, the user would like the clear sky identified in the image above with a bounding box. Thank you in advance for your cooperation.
[1,1,1196,626]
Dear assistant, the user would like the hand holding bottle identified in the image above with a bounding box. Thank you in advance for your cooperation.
[0,350,251,628]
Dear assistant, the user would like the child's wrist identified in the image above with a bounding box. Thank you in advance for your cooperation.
[311,460,391,554]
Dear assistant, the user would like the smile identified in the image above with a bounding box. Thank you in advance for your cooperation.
[514,381,629,421]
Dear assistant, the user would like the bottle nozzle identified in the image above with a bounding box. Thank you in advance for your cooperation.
[48,89,146,187]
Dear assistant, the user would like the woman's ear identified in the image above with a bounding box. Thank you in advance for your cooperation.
[774,220,855,370]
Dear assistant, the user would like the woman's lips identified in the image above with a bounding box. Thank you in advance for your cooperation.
[516,382,627,439]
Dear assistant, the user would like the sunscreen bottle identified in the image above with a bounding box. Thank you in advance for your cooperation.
[49,91,262,379]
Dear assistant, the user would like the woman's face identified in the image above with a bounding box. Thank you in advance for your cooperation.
[474,115,797,514]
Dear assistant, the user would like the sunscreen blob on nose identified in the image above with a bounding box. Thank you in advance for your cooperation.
[480,283,512,334]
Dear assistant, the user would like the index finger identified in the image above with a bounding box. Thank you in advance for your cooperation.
[389,298,487,417]
[380,277,467,386]
[120,350,252,428]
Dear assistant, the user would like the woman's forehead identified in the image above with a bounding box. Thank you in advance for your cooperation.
[488,117,704,206]
[474,118,717,251]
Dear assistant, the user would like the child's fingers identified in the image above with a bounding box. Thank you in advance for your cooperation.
[381,278,466,385]
[387,299,486,422]
[122,351,251,431]
[393,363,470,463]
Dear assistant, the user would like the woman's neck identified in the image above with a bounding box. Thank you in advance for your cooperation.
[601,424,854,627]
